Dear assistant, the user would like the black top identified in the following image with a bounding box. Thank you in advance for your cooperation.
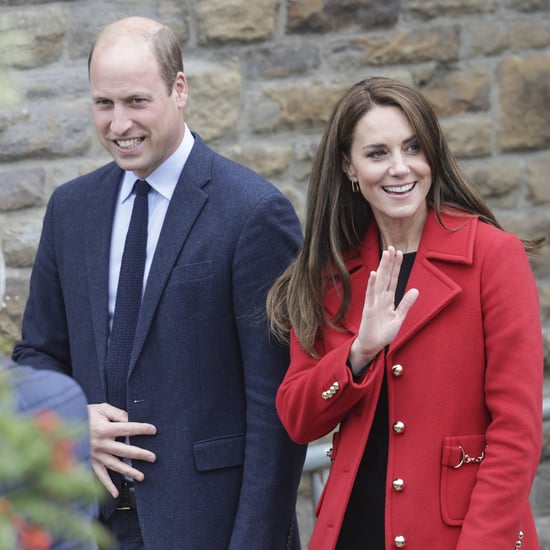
[336,252,416,550]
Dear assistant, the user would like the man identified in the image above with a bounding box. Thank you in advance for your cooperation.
[13,16,306,550]
[0,243,99,550]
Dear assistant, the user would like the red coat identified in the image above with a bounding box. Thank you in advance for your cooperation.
[277,210,543,550]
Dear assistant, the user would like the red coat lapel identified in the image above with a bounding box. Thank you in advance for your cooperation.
[323,209,480,349]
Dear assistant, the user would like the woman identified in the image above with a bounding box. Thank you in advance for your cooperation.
[267,77,544,549]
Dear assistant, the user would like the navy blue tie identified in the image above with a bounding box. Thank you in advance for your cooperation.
[105,179,150,410]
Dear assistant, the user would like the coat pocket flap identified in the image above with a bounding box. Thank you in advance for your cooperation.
[442,434,486,469]
[193,433,245,472]
[440,434,486,526]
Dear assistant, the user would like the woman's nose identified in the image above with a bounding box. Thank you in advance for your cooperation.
[389,154,410,176]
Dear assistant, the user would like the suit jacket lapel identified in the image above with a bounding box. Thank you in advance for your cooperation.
[84,163,123,387]
[130,137,211,369]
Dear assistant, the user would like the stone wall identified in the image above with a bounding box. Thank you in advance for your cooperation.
[0,0,549,547]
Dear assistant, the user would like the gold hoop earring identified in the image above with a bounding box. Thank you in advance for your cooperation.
[351,179,360,193]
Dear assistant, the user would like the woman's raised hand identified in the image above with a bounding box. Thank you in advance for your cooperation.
[348,246,419,374]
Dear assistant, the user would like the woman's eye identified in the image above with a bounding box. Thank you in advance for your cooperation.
[368,150,385,160]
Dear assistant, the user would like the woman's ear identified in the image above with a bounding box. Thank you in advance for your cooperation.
[342,155,355,181]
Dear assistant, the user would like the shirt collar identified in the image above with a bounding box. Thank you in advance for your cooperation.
[120,124,195,203]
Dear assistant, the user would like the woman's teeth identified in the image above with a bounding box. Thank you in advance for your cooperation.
[383,182,415,194]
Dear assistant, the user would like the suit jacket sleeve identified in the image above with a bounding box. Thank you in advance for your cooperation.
[13,189,73,377]
[227,191,307,549]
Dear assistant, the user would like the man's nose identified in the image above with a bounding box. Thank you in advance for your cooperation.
[109,105,132,135]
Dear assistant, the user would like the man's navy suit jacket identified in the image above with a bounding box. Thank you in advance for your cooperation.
[13,134,306,549]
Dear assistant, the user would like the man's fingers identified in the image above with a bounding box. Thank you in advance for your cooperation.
[118,421,158,437]
[90,415,157,440]
[99,451,147,481]
[88,402,128,423]
[113,441,157,463]
[92,461,118,498]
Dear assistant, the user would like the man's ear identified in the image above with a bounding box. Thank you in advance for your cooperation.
[173,72,188,108]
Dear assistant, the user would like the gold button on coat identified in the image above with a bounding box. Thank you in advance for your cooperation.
[321,381,339,400]
[394,535,406,547]
[392,478,405,491]
[391,364,404,377]
[515,530,524,548]
[393,420,406,433]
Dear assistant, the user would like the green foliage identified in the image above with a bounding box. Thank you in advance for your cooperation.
[0,335,16,358]
[0,370,112,550]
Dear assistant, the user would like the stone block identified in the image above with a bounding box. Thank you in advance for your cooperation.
[326,27,459,67]
[250,83,348,133]
[508,0,550,12]
[245,42,320,80]
[0,102,93,161]
[421,69,490,116]
[465,161,520,199]
[293,139,321,183]
[220,144,292,179]
[466,20,510,57]
[2,208,44,268]
[23,66,90,101]
[0,267,29,344]
[499,215,550,281]
[441,118,492,159]
[498,55,550,152]
[510,19,550,50]
[197,0,278,43]
[287,0,400,32]
[541,285,550,324]
[0,168,45,211]
[0,6,67,68]
[407,0,497,18]
[185,62,241,142]
[66,2,190,60]
[527,156,550,204]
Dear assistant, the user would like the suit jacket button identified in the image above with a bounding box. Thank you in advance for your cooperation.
[392,478,405,491]
[393,420,406,434]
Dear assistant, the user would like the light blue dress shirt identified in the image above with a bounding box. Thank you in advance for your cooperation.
[108,125,195,330]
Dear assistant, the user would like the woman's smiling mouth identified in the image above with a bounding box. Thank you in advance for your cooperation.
[383,182,416,195]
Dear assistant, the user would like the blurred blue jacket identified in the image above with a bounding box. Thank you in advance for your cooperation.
[2,357,98,550]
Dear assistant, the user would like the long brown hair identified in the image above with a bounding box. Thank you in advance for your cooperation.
[267,77,542,356]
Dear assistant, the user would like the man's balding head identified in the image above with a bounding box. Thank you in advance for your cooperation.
[88,16,183,95]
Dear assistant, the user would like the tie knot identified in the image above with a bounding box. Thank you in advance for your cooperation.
[134,179,150,196]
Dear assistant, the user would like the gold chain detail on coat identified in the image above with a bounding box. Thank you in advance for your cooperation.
[452,445,485,469]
